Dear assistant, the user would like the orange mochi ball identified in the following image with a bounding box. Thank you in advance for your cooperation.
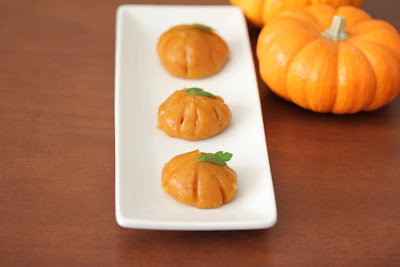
[157,88,231,141]
[162,150,237,209]
[157,24,229,79]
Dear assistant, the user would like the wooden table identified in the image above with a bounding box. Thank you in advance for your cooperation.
[1,0,399,265]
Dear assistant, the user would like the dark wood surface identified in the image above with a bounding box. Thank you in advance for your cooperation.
[1,0,399,265]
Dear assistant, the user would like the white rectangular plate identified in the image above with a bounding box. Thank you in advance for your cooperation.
[115,5,277,230]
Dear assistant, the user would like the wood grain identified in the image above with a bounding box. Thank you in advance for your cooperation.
[1,0,399,265]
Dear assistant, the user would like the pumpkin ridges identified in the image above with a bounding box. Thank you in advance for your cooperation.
[332,43,376,114]
[196,97,217,137]
[231,0,264,27]
[286,38,338,112]
[305,4,336,29]
[261,0,274,26]
[350,29,400,63]
[209,164,237,204]
[279,7,321,29]
[349,20,400,37]
[256,16,318,59]
[262,0,283,24]
[259,29,320,101]
[309,0,362,7]
[158,92,186,137]
[163,155,199,206]
[158,32,187,78]
[350,40,400,111]
[336,5,371,29]
[180,99,197,138]
[162,151,195,184]
[196,95,228,138]
[231,0,363,27]
[263,0,310,24]
[196,163,224,208]
[256,13,321,101]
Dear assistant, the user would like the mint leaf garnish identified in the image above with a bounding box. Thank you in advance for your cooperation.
[196,151,233,166]
[185,88,215,97]
[190,24,213,31]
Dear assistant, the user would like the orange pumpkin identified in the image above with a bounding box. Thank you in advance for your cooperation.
[230,0,363,27]
[257,5,400,114]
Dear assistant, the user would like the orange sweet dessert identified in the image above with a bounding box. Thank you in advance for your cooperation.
[157,24,229,79]
[162,150,237,209]
[157,88,231,141]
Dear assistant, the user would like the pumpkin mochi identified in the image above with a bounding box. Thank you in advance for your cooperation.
[161,150,237,209]
[157,24,229,79]
[157,89,231,141]
[257,4,400,114]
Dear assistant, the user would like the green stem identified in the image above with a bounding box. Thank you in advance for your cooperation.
[322,16,349,42]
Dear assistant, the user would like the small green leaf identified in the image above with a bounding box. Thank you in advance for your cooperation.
[185,88,215,97]
[190,24,213,31]
[196,151,233,166]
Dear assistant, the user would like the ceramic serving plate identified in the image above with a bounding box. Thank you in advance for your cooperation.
[115,5,277,230]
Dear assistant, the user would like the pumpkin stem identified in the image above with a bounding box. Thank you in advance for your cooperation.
[322,16,349,42]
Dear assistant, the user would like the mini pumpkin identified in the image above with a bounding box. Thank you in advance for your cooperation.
[257,5,400,114]
[230,0,363,27]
